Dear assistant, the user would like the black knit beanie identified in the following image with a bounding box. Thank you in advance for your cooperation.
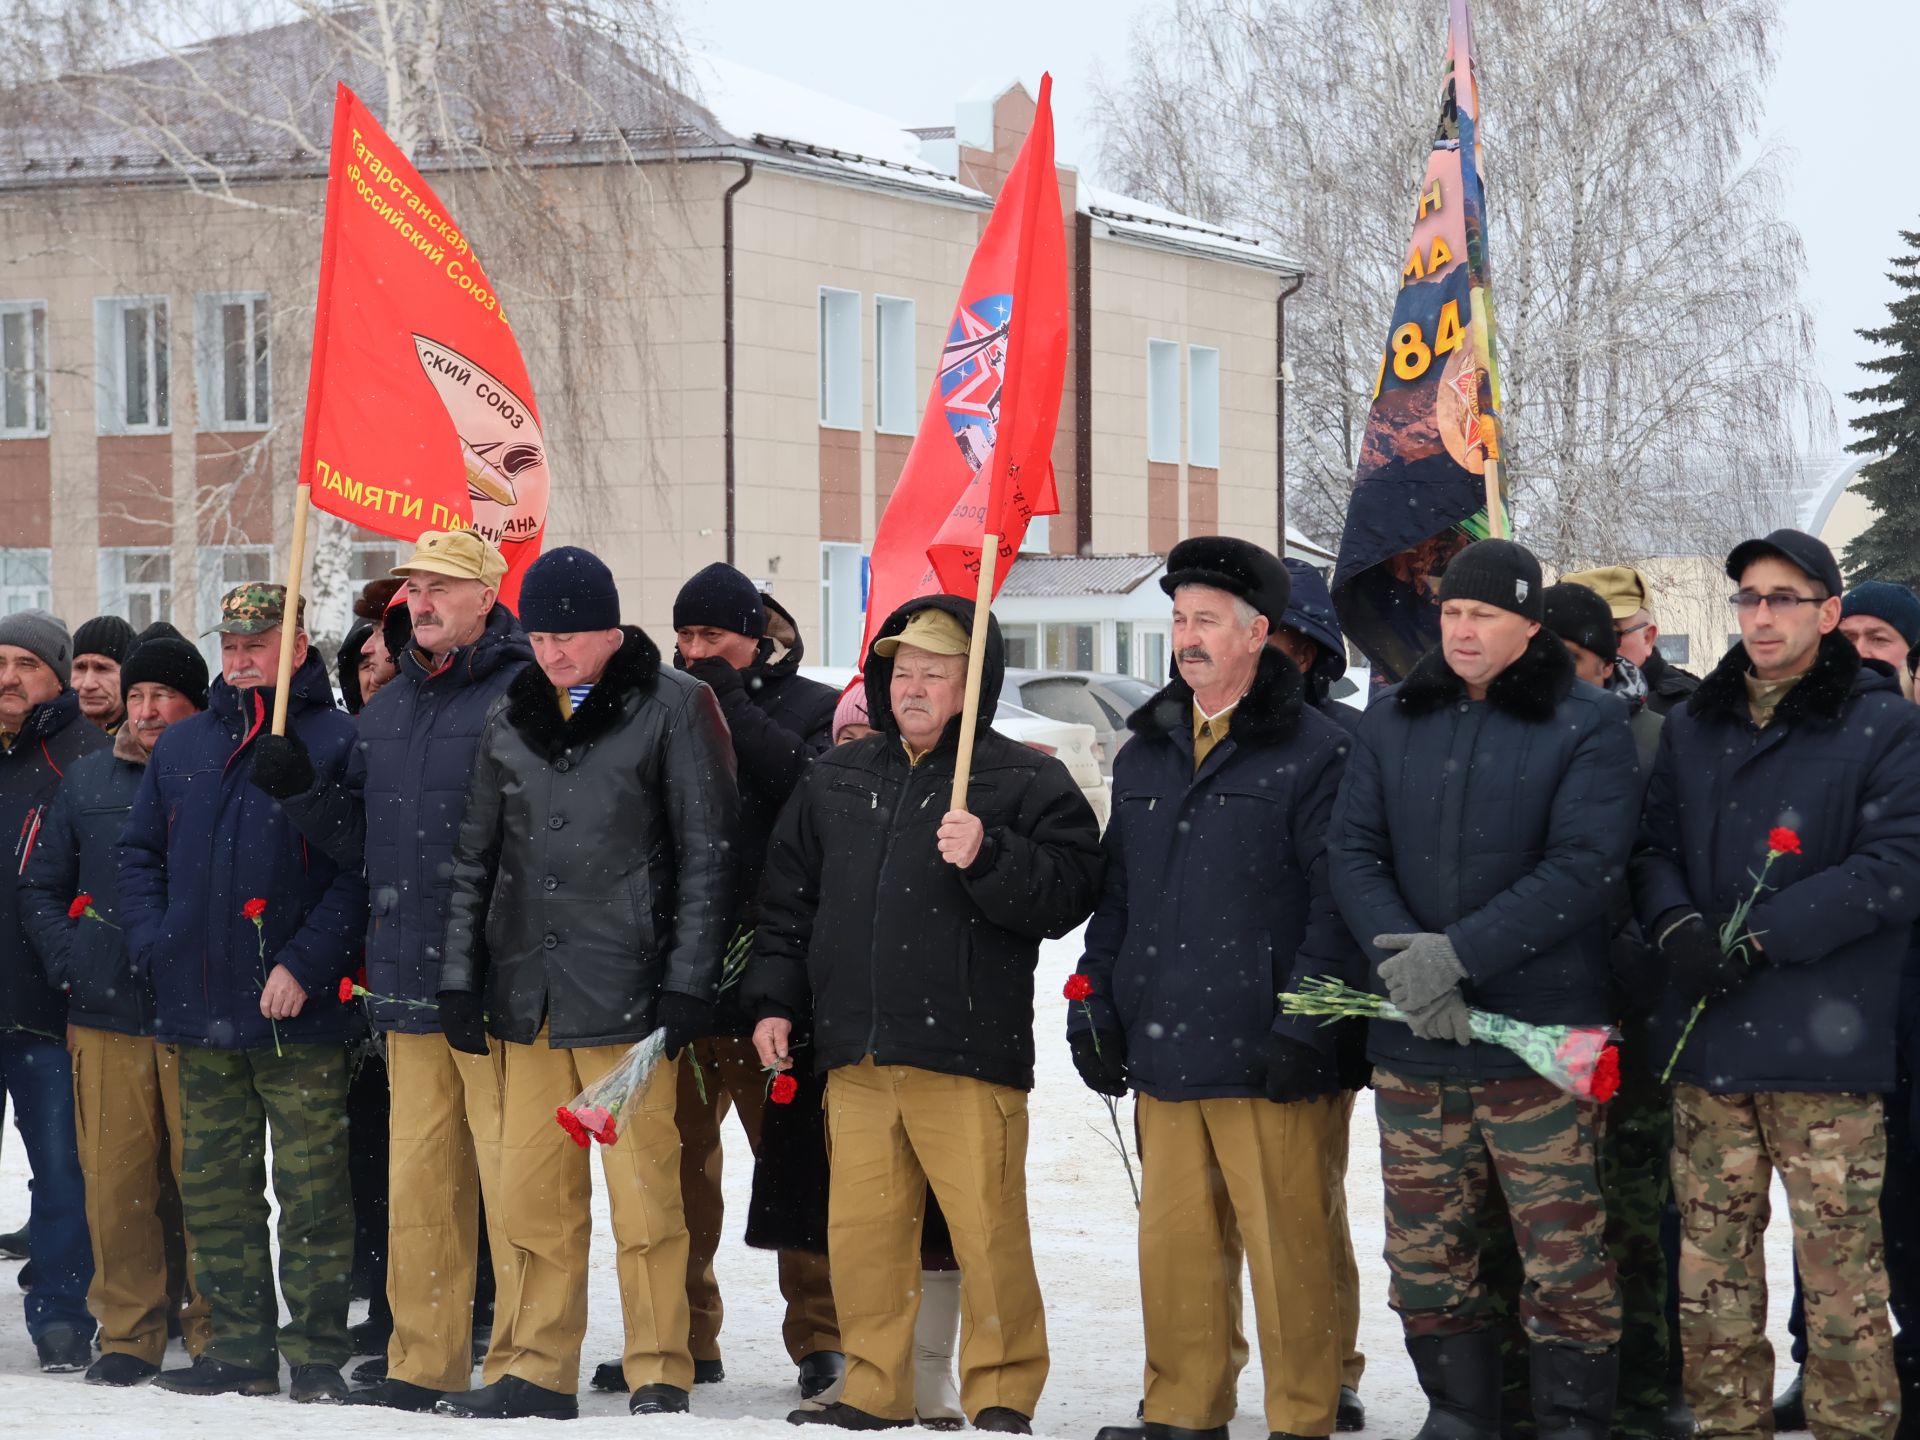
[120,631,209,710]
[74,614,137,664]
[1437,539,1544,622]
[673,562,766,639]
[1542,583,1618,664]
[518,547,621,633]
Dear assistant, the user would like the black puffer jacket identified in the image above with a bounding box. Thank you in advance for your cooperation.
[277,605,532,1033]
[741,595,1105,1092]
[1071,648,1359,1100]
[1634,634,1920,1093]
[676,592,838,919]
[1641,648,1701,717]
[21,728,153,1035]
[1328,631,1641,1080]
[439,627,738,1049]
[0,690,110,1039]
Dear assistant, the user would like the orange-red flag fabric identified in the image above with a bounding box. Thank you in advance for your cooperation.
[859,75,1067,660]
[297,84,549,607]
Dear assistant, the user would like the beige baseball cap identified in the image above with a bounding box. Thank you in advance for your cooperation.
[873,609,971,659]
[392,529,508,588]
[1559,565,1650,621]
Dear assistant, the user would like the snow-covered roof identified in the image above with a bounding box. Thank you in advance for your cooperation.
[1083,182,1303,275]
[686,53,986,204]
[1285,525,1336,562]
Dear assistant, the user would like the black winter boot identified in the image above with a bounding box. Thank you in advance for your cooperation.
[1402,1330,1504,1440]
[1528,1345,1618,1440]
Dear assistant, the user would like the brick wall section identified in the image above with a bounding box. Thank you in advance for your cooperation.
[96,435,172,547]
[818,426,861,543]
[0,440,51,547]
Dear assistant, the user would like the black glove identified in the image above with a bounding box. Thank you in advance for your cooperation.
[249,733,315,799]
[1660,912,1749,1005]
[656,991,714,1060]
[1068,1029,1128,1097]
[683,655,745,700]
[437,989,489,1056]
[1264,1033,1338,1104]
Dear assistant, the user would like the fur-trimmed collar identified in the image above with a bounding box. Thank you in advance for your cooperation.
[1395,630,1574,723]
[504,626,661,761]
[1128,646,1305,748]
[1688,630,1863,731]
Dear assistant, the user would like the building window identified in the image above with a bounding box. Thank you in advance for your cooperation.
[1147,339,1180,463]
[1658,633,1691,665]
[1000,623,1038,670]
[1020,515,1051,553]
[1043,622,1096,671]
[0,303,49,437]
[819,542,866,668]
[819,287,861,430]
[1188,345,1220,468]
[196,293,270,430]
[100,548,173,631]
[875,296,916,435]
[96,297,170,434]
[0,549,50,613]
[353,541,404,584]
[1138,628,1169,682]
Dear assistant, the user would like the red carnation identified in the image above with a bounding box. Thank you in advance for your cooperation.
[243,898,267,920]
[1768,827,1802,856]
[770,1072,799,1105]
[338,977,357,1004]
[554,1105,591,1149]
[68,894,91,919]
[1591,1045,1622,1105]
[577,1104,619,1145]
[1062,974,1092,1002]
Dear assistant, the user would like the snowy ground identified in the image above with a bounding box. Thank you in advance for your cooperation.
[0,929,1800,1437]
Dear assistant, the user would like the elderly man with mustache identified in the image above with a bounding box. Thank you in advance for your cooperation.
[742,595,1105,1435]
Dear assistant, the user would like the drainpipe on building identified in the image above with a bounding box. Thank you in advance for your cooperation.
[1276,272,1305,547]
[1074,210,1093,556]
[722,159,755,566]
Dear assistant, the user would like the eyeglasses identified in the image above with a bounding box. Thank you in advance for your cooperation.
[1615,620,1651,638]
[1728,591,1822,612]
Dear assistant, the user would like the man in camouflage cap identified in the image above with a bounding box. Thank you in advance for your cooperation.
[120,581,366,1403]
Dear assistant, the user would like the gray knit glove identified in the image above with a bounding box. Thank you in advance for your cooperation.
[1375,932,1467,1012]
[1404,988,1474,1046]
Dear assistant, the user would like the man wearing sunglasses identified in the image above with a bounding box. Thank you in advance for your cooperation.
[1634,528,1920,1440]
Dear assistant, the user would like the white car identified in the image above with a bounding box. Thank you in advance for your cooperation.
[798,666,1111,828]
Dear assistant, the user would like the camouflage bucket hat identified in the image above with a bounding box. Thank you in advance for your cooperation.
[207,582,307,636]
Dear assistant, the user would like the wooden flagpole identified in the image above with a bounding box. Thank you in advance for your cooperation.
[948,74,1053,814]
[268,486,312,736]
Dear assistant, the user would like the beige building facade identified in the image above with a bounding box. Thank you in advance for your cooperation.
[0,48,1303,673]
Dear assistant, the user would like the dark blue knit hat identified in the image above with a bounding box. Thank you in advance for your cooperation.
[1842,580,1920,648]
[517,547,621,633]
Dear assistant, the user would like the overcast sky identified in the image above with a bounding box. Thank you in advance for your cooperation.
[690,0,1918,448]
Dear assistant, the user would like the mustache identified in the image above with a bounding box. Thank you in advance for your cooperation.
[1177,647,1211,664]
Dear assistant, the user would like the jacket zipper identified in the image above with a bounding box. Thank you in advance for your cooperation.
[864,759,917,1058]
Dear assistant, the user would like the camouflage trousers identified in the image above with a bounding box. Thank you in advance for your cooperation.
[178,1043,354,1373]
[1375,1067,1620,1350]
[1672,1083,1898,1440]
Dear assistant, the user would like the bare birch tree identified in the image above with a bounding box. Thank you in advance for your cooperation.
[0,0,691,646]
[1094,0,1827,573]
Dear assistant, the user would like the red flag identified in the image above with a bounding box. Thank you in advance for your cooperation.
[297,84,549,608]
[859,75,1067,660]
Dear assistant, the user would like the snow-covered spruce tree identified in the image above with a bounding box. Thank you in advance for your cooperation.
[1842,226,1920,589]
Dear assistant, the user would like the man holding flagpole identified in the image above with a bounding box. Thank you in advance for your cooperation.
[744,594,1102,1434]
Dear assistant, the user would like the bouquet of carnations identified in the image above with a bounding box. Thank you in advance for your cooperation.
[1280,977,1621,1102]
[555,1028,670,1147]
